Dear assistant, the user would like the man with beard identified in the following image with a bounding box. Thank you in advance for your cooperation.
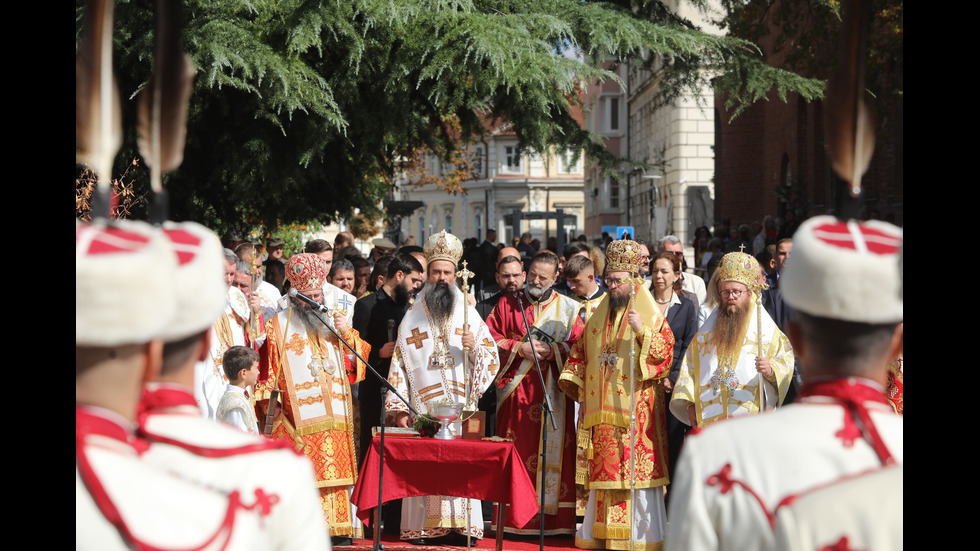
[558,240,675,550]
[669,251,794,428]
[474,253,525,456]
[476,246,522,302]
[352,252,425,465]
[259,253,369,545]
[485,250,584,536]
[385,231,500,545]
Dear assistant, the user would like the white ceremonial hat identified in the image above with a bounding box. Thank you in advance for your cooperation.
[781,216,903,324]
[159,222,228,341]
[76,220,178,346]
[423,230,463,266]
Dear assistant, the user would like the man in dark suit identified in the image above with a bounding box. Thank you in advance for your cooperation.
[758,239,798,401]
[477,229,499,289]
[476,246,521,302]
[476,255,525,321]
[475,254,525,442]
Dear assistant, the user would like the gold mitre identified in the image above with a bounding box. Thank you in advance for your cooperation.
[424,230,463,265]
[605,239,643,274]
[717,251,768,292]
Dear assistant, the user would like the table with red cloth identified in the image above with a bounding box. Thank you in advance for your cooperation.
[352,436,539,536]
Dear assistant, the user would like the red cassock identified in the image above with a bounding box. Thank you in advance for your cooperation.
[485,290,584,535]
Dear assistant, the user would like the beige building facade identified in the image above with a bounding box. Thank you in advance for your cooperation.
[584,1,720,250]
[392,129,586,248]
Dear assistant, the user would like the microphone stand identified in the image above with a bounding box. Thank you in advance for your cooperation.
[301,299,419,551]
[513,289,556,551]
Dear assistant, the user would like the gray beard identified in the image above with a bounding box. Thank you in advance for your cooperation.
[609,292,630,314]
[525,283,549,301]
[424,281,455,325]
[290,297,332,339]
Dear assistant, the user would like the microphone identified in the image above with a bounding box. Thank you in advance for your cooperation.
[288,288,330,313]
[387,319,396,342]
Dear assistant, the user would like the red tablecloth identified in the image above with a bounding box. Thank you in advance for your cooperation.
[351,437,539,529]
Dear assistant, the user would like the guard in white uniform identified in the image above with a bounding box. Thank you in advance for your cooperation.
[77,220,274,551]
[139,221,330,550]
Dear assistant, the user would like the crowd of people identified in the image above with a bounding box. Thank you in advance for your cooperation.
[77,213,903,550]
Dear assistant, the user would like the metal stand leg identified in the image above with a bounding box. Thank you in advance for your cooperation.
[495,502,507,551]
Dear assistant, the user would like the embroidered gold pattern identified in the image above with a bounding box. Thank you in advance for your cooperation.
[406,327,429,349]
[284,333,306,355]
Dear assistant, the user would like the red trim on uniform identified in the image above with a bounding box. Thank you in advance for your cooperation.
[76,406,237,551]
[798,378,896,466]
[820,536,857,551]
[702,381,897,535]
[706,463,778,528]
[76,406,149,453]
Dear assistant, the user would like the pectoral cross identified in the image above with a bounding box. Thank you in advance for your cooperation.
[599,351,619,368]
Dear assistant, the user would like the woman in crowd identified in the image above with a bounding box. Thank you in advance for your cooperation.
[650,251,699,501]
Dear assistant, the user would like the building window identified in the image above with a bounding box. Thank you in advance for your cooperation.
[558,149,582,174]
[418,215,426,241]
[600,95,622,134]
[502,211,515,245]
[472,145,485,177]
[502,145,522,174]
[528,150,545,172]
[608,97,619,131]
[474,213,483,241]
[445,212,453,234]
[565,214,578,234]
[605,176,620,209]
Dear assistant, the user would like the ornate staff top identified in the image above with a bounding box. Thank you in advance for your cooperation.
[456,260,475,295]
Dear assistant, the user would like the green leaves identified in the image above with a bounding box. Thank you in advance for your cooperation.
[78,0,824,233]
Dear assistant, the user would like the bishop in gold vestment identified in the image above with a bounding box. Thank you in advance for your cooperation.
[559,240,674,551]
